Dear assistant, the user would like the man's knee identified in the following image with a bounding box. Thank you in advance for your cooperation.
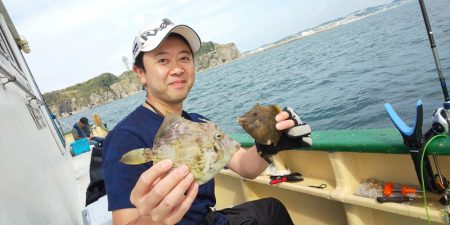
[262,197,285,209]
[267,197,293,224]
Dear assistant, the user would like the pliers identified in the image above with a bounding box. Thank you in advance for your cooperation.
[269,172,303,185]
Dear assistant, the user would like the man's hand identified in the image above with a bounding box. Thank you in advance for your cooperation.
[129,159,199,225]
[276,107,312,144]
[255,107,312,162]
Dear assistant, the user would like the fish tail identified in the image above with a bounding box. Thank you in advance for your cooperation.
[120,148,151,165]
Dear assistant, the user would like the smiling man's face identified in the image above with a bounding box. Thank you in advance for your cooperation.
[136,35,196,105]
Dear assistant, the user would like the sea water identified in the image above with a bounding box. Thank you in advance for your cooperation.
[61,0,450,134]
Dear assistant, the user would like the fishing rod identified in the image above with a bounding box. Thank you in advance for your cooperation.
[418,0,449,102]
[418,0,450,135]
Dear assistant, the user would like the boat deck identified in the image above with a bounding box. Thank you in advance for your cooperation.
[72,150,92,208]
[68,129,450,225]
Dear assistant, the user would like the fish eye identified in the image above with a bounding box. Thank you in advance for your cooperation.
[215,133,223,139]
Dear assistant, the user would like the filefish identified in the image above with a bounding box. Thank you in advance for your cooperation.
[120,113,241,185]
[238,104,282,146]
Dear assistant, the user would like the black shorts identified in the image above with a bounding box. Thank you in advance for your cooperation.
[202,197,294,225]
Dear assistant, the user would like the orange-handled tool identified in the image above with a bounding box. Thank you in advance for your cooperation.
[383,182,422,196]
[270,176,287,185]
[401,186,421,196]
[383,182,394,196]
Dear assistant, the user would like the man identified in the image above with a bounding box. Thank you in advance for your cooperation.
[102,18,312,225]
[72,117,104,147]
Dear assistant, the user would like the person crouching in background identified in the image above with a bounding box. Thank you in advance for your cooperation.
[72,117,105,147]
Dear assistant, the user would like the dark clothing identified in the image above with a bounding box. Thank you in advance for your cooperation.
[215,198,294,225]
[88,136,105,147]
[102,105,294,225]
[85,146,106,206]
[72,123,91,140]
[102,106,225,225]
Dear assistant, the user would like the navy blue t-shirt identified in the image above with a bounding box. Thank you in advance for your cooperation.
[102,106,227,225]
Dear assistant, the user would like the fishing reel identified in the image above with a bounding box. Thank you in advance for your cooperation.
[425,107,449,139]
[431,107,449,135]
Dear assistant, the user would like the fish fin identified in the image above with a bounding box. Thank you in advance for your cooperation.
[155,112,184,141]
[272,105,282,114]
[120,148,151,165]
[273,136,280,146]
[272,105,283,146]
[198,117,210,123]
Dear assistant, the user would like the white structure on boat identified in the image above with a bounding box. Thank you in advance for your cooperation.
[0,1,82,224]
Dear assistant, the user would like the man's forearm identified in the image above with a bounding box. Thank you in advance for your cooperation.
[228,146,269,179]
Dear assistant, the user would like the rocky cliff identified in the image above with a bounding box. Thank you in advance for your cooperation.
[195,42,240,71]
[110,71,143,99]
[43,42,240,117]
[44,71,142,117]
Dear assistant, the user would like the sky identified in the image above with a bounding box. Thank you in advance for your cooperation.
[3,0,392,93]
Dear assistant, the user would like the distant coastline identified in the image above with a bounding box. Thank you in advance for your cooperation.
[241,0,409,57]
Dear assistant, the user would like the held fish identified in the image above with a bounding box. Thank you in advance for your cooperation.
[120,113,241,185]
[238,104,282,146]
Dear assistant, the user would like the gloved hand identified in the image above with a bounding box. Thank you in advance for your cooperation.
[255,107,312,163]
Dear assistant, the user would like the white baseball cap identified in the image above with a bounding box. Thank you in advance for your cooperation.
[132,18,201,60]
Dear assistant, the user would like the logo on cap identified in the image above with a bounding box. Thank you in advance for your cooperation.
[140,18,174,41]
[132,18,174,58]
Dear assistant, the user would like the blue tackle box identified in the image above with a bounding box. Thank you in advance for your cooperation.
[71,138,90,155]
